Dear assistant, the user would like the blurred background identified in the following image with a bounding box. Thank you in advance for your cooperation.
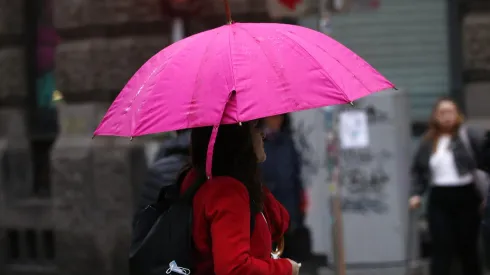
[0,0,489,275]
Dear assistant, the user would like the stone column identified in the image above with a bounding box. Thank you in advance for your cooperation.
[0,1,32,273]
[50,1,166,274]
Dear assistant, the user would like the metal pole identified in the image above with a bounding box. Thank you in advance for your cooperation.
[322,2,347,272]
[330,108,347,275]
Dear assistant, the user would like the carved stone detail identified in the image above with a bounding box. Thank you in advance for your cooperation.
[463,13,490,72]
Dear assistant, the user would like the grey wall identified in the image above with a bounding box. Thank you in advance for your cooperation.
[330,0,450,123]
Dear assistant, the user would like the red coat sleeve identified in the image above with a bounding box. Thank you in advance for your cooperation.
[204,178,292,275]
[263,187,290,241]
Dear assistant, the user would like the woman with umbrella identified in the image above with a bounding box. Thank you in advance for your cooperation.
[178,121,301,274]
[94,1,394,274]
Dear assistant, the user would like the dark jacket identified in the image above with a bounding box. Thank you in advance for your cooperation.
[480,132,490,228]
[137,131,190,210]
[260,130,303,231]
[480,131,490,174]
[411,126,486,196]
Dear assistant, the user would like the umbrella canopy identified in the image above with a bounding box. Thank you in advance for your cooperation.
[94,22,394,177]
[95,23,393,137]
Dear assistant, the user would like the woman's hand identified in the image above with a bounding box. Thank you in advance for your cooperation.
[287,259,300,275]
[409,195,422,210]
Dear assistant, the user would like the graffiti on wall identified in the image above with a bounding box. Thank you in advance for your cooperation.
[364,105,389,124]
[340,149,392,214]
[334,104,393,215]
[295,104,393,214]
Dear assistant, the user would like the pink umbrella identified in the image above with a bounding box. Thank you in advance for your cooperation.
[94,3,395,177]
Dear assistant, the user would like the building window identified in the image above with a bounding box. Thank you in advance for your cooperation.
[4,228,56,264]
[25,229,38,259]
[6,229,20,261]
[42,230,55,260]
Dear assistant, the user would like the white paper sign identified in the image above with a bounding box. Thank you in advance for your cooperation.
[339,110,369,149]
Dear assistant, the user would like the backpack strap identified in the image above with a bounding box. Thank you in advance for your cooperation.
[180,173,207,204]
[155,164,192,204]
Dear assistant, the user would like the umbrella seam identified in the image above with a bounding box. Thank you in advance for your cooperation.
[280,28,373,101]
[274,28,351,103]
[227,25,238,122]
[235,24,298,110]
[312,38,372,97]
[188,30,223,128]
[130,36,198,135]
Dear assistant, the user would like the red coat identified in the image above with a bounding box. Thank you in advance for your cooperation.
[181,169,292,275]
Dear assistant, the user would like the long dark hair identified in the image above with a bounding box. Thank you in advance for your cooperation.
[424,97,464,150]
[280,114,292,133]
[190,123,264,211]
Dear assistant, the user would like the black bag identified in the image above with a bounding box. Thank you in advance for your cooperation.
[283,226,312,262]
[130,171,256,275]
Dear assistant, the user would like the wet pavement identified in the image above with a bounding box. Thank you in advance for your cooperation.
[307,262,490,275]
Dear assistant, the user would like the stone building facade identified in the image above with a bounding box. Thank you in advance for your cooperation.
[0,1,270,275]
[5,0,490,274]
[462,1,490,127]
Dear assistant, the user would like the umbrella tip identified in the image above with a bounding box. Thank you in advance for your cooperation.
[394,86,399,90]
[350,101,354,106]
[223,0,233,24]
[239,122,242,126]
[92,135,95,139]
[130,136,134,141]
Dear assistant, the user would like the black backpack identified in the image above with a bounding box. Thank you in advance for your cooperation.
[129,169,256,275]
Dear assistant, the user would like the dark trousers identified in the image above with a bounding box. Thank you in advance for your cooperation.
[428,184,482,275]
[283,229,319,275]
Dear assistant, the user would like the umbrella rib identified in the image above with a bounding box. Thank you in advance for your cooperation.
[274,28,351,103]
[130,36,199,135]
[235,25,297,108]
[281,28,373,99]
[226,25,238,122]
[227,25,237,92]
[312,39,372,95]
[188,30,223,128]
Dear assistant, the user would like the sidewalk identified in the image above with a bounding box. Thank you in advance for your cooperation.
[309,262,490,275]
[304,265,425,275]
[311,265,426,275]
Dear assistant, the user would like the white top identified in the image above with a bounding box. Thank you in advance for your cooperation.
[429,135,473,186]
